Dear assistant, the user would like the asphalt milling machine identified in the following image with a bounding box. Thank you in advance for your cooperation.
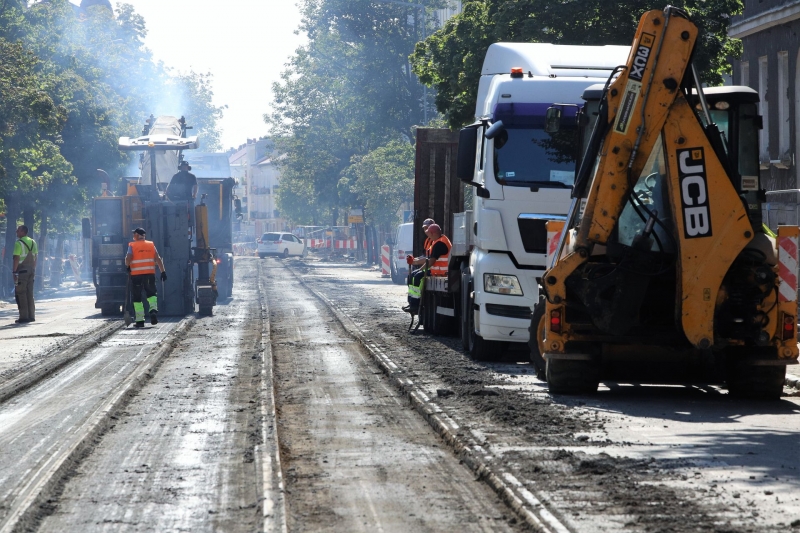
[91,115,230,318]
[525,6,800,399]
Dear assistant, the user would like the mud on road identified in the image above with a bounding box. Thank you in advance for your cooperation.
[263,259,522,532]
[288,258,800,533]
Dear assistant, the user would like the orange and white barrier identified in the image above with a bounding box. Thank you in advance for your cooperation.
[546,220,565,269]
[778,226,799,302]
[381,245,391,277]
[306,238,363,250]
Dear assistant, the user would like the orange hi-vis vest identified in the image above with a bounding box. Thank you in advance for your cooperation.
[427,235,451,277]
[129,240,157,276]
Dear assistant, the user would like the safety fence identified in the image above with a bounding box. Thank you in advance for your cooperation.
[306,238,365,250]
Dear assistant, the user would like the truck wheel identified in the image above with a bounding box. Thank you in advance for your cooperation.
[460,270,471,351]
[424,292,438,334]
[527,296,547,380]
[100,304,119,316]
[726,363,785,400]
[466,296,506,361]
[390,261,403,285]
[546,357,599,394]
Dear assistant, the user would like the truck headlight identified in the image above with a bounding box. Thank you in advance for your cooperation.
[483,274,523,296]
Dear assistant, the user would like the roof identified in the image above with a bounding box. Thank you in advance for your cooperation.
[482,43,630,78]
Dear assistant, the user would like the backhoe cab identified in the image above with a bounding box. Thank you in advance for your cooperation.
[532,6,799,398]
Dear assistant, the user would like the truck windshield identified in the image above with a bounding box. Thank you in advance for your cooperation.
[493,126,578,187]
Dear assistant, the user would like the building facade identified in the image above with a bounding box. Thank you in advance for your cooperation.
[730,1,800,191]
[229,138,287,239]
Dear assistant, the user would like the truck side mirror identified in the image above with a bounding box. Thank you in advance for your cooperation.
[457,125,480,182]
[545,107,562,133]
[484,120,505,140]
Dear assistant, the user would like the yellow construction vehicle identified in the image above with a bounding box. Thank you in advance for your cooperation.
[528,6,799,398]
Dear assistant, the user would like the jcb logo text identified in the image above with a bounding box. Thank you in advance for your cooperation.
[677,148,713,238]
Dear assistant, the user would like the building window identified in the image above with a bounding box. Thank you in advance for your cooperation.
[758,56,770,164]
[778,51,790,161]
[741,61,749,87]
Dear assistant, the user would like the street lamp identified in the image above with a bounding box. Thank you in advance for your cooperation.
[379,0,430,124]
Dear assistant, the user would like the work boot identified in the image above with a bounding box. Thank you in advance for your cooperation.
[150,309,158,325]
[134,321,145,328]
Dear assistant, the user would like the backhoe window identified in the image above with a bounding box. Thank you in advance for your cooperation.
[493,125,578,187]
[617,134,675,252]
[738,103,760,180]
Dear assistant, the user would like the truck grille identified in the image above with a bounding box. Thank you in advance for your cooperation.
[485,303,532,320]
[517,218,548,254]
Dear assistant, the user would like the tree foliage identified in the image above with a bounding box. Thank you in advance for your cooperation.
[344,140,415,231]
[0,0,223,287]
[410,0,743,128]
[268,0,441,226]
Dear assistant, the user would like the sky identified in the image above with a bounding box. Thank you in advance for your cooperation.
[109,0,306,150]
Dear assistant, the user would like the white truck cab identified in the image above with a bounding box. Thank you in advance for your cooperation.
[456,43,630,357]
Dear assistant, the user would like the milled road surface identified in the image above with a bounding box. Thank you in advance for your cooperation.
[3,256,799,532]
[36,261,264,533]
[0,287,111,380]
[291,258,800,533]
[264,259,520,532]
[0,316,185,530]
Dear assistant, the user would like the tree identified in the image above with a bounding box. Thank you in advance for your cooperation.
[0,0,224,289]
[345,140,415,231]
[268,0,442,225]
[410,0,743,128]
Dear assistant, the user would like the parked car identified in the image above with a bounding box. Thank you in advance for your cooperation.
[257,232,305,258]
[390,222,413,284]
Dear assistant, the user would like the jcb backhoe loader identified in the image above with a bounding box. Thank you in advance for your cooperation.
[529,6,799,399]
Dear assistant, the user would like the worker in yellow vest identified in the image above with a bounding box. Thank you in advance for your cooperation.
[124,227,167,328]
[12,225,38,324]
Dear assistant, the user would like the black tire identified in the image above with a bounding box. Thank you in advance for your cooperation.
[466,298,506,361]
[184,265,195,314]
[546,358,600,394]
[390,259,402,284]
[100,304,119,316]
[282,248,289,259]
[199,306,213,317]
[460,269,471,351]
[528,296,547,380]
[726,363,785,400]
[426,292,442,335]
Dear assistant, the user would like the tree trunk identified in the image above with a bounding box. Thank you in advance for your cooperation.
[23,209,34,237]
[51,232,66,288]
[3,200,20,297]
[35,215,48,292]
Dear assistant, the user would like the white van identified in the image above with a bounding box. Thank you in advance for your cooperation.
[391,223,414,284]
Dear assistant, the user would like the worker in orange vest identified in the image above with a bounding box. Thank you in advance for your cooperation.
[403,223,450,313]
[124,227,167,328]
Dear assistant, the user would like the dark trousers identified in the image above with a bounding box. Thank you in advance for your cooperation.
[131,274,157,303]
[15,270,35,320]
